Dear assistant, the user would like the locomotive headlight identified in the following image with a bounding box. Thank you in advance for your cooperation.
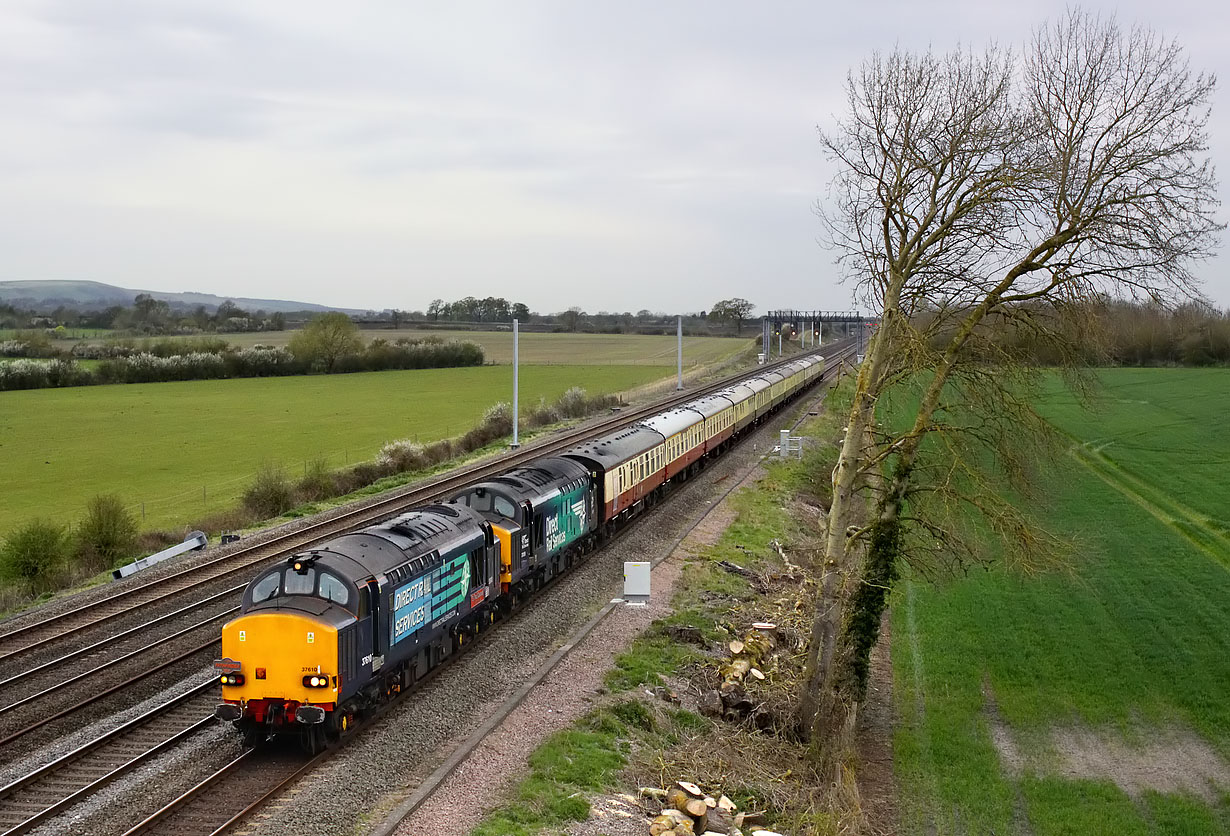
[220,673,245,686]
[303,675,329,688]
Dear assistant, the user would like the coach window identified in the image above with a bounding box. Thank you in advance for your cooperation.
[285,567,315,596]
[252,571,279,603]
[318,572,350,607]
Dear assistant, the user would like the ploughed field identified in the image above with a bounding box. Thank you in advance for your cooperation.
[893,368,1230,834]
[0,364,669,535]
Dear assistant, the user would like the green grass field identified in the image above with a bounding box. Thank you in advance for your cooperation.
[0,365,670,536]
[893,368,1230,834]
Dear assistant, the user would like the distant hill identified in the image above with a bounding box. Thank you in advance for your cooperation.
[0,280,366,315]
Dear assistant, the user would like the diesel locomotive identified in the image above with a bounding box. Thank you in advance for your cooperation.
[213,354,825,751]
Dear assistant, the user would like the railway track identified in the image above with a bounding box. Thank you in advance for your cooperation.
[0,348,843,674]
[0,680,217,836]
[121,748,319,836]
[0,616,225,750]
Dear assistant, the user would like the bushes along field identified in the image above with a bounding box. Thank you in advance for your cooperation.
[0,333,484,391]
[0,495,140,604]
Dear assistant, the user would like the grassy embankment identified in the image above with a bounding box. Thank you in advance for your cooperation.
[892,368,1230,834]
[0,365,669,535]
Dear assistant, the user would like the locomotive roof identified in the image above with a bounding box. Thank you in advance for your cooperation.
[298,504,488,584]
[457,456,590,504]
[561,424,663,470]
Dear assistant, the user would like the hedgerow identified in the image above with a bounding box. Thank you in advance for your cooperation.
[0,339,484,391]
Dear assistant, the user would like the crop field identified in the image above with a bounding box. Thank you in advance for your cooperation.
[0,364,669,536]
[892,368,1230,834]
[51,329,752,367]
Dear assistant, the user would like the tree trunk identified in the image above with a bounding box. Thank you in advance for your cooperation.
[796,305,897,737]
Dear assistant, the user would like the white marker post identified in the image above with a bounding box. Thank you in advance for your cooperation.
[511,318,520,449]
[676,316,683,390]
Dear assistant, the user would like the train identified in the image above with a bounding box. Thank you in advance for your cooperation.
[213,353,826,752]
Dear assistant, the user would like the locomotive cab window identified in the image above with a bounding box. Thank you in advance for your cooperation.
[284,567,315,596]
[251,571,279,604]
[494,496,516,518]
[318,572,350,607]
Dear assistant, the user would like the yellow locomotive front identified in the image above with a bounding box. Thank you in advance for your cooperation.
[215,554,362,750]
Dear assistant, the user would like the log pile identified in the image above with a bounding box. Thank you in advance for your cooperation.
[698,623,779,727]
[641,781,787,836]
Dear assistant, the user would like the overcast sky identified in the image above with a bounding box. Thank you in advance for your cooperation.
[1,0,1226,315]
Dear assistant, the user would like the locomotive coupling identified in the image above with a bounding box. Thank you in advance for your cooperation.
[295,705,326,724]
[214,704,242,721]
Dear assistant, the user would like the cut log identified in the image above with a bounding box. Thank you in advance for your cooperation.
[734,811,769,829]
[703,796,717,809]
[719,681,752,712]
[650,818,673,836]
[751,621,777,631]
[749,667,765,680]
[717,795,736,813]
[704,807,734,834]
[728,639,745,655]
[666,787,691,813]
[684,798,709,818]
[751,831,785,836]
[721,659,751,681]
[675,780,705,798]
[698,689,723,717]
[640,787,668,801]
[661,809,692,825]
[717,560,756,579]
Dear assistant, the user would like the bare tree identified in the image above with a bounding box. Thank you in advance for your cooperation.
[709,298,756,333]
[799,9,1221,759]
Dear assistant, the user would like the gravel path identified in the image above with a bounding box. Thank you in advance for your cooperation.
[228,406,799,836]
